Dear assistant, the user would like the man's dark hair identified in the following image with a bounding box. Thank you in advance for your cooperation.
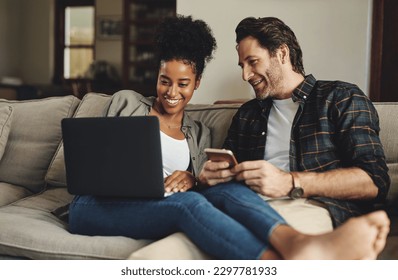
[235,17,305,76]
[155,15,217,79]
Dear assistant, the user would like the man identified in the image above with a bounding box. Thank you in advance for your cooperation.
[198,17,390,234]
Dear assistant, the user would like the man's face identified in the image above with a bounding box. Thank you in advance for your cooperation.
[237,36,284,100]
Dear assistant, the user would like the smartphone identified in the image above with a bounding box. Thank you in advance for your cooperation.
[204,148,238,167]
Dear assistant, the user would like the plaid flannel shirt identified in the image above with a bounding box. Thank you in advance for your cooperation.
[223,75,390,226]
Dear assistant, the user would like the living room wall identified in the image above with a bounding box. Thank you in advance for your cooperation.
[95,0,123,77]
[0,0,372,104]
[0,0,20,82]
[0,0,122,86]
[178,0,373,104]
[0,0,53,85]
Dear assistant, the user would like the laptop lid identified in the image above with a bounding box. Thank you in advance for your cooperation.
[61,116,165,198]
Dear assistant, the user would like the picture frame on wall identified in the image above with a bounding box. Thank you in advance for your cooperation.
[96,15,122,40]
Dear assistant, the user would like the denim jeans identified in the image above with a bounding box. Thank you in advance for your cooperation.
[69,182,286,259]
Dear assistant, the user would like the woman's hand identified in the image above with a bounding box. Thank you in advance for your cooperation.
[164,171,196,193]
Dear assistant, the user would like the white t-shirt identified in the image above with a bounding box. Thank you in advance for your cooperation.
[264,98,299,172]
[160,131,190,178]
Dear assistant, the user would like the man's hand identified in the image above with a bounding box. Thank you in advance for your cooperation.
[198,160,236,186]
[233,160,292,198]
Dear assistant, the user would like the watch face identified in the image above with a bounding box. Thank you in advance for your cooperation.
[291,187,304,199]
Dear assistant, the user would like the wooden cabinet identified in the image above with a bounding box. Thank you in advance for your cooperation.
[123,0,176,96]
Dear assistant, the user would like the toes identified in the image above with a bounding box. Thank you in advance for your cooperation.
[365,210,390,227]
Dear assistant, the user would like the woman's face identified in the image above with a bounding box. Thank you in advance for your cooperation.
[156,59,200,116]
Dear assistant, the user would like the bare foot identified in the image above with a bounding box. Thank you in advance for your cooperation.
[260,248,282,260]
[366,211,390,257]
[269,210,390,260]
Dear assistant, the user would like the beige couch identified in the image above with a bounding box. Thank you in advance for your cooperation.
[0,93,397,259]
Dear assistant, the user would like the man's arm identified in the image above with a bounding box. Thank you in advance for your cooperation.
[233,160,379,200]
[198,158,379,200]
[293,167,378,199]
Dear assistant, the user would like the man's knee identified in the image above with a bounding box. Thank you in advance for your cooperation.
[268,198,333,234]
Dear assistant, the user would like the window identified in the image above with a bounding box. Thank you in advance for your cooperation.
[54,0,94,84]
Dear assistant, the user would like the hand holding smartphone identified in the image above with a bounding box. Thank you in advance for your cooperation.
[204,148,238,167]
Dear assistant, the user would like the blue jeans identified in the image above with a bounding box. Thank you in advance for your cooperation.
[69,182,286,259]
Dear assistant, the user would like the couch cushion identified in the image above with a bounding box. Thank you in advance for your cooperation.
[0,96,80,193]
[374,103,398,210]
[0,105,13,160]
[185,104,240,148]
[0,182,33,207]
[0,188,151,259]
[378,236,398,260]
[128,232,211,260]
[45,93,112,187]
[379,203,397,259]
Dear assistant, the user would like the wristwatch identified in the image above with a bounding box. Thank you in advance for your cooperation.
[289,172,304,199]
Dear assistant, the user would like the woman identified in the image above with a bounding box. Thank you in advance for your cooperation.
[69,15,389,260]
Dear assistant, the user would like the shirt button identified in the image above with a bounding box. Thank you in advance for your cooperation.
[303,96,307,99]
[261,131,265,135]
[192,157,196,160]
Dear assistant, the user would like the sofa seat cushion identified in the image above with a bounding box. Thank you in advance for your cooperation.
[185,104,240,148]
[379,236,398,260]
[0,96,80,193]
[0,182,33,207]
[128,232,211,260]
[0,188,152,259]
[45,93,112,187]
[376,213,398,260]
[12,187,74,211]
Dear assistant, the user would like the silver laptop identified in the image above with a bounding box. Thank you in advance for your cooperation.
[61,116,165,198]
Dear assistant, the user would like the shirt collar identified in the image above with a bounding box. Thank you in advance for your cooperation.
[292,74,316,103]
[255,74,317,108]
[141,95,156,107]
[143,95,192,132]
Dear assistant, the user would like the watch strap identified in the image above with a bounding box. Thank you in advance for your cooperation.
[289,171,304,199]
[290,171,301,188]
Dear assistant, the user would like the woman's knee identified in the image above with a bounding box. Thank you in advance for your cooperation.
[203,181,249,196]
[168,192,208,207]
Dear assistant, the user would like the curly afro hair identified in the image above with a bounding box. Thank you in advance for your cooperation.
[155,15,217,79]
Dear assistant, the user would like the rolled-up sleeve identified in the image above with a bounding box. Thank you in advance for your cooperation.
[334,90,390,202]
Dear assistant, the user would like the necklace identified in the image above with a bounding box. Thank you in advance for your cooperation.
[160,120,181,129]
[152,100,182,129]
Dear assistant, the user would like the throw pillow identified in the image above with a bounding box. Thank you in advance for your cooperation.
[0,105,13,160]
[45,93,112,187]
[0,96,80,193]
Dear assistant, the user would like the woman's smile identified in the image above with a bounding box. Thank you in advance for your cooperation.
[163,96,183,107]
